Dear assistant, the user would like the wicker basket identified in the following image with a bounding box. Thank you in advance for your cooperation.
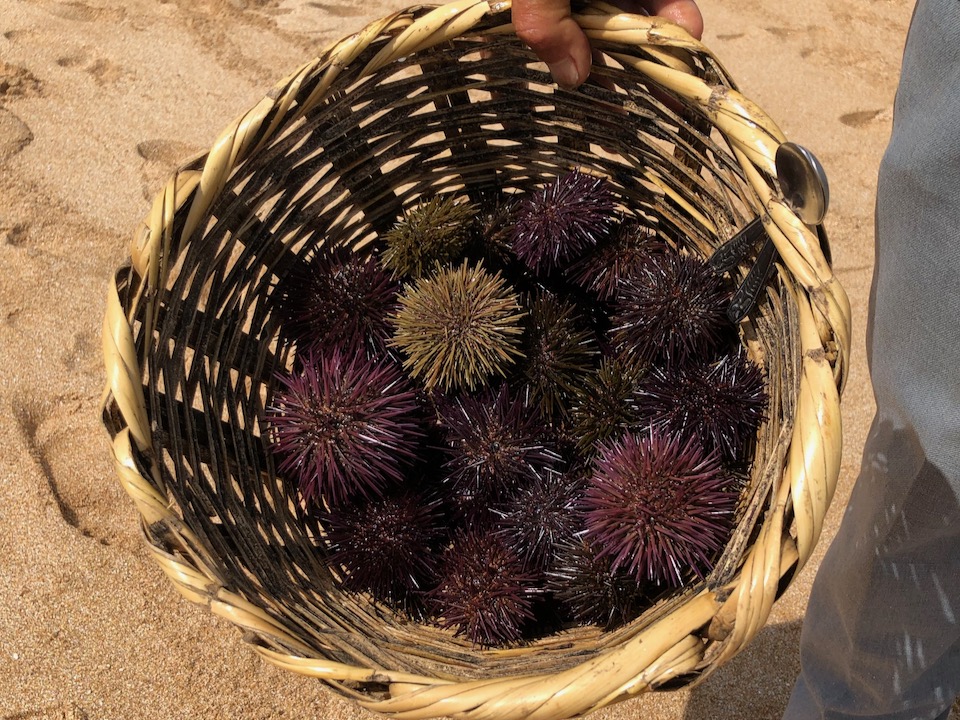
[100,2,851,717]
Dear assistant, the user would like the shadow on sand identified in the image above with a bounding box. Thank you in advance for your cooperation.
[683,620,802,720]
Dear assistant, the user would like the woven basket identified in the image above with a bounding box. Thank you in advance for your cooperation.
[101,2,851,717]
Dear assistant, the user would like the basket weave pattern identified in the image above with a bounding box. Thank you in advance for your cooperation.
[101,2,851,717]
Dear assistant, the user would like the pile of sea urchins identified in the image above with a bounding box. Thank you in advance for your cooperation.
[266,169,768,647]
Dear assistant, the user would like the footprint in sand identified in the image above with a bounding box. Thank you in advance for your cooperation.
[1,61,43,99]
[1,222,29,247]
[13,392,132,548]
[0,107,33,159]
[4,702,89,719]
[40,0,126,23]
[136,138,206,200]
[840,109,885,128]
[56,48,132,87]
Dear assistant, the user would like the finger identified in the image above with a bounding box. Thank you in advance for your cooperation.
[641,0,704,39]
[611,0,704,39]
[512,0,593,89]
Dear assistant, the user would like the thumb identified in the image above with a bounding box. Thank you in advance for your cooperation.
[512,0,592,89]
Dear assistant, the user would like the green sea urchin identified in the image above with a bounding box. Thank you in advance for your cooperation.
[570,353,648,454]
[390,260,526,392]
[381,196,477,279]
[520,291,599,419]
[546,536,645,627]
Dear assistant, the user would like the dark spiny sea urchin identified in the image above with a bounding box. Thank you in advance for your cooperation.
[381,196,477,279]
[272,248,399,355]
[520,291,599,419]
[436,383,561,509]
[429,528,538,647]
[567,219,662,300]
[470,192,518,267]
[390,260,526,392]
[512,169,617,275]
[571,353,648,455]
[546,536,645,628]
[581,430,738,588]
[494,467,586,571]
[636,346,769,464]
[321,489,446,612]
[611,249,733,364]
[266,348,423,508]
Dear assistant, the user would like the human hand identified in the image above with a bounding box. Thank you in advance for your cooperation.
[512,0,703,89]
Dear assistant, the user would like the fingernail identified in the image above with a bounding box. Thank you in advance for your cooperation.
[549,56,582,90]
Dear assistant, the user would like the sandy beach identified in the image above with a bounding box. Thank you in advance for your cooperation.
[1,0,943,718]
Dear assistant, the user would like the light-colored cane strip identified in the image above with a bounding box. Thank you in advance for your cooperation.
[111,430,168,526]
[590,634,703,710]
[257,647,456,686]
[641,167,718,235]
[103,277,150,452]
[363,0,487,77]
[788,297,843,570]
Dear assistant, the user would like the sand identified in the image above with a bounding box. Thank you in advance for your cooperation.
[0,0,945,718]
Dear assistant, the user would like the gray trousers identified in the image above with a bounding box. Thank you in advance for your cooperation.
[782,0,960,718]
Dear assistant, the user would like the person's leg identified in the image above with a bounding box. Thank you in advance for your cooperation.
[782,0,960,718]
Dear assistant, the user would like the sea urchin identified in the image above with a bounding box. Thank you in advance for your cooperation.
[512,169,617,274]
[636,346,769,464]
[272,247,398,355]
[612,249,732,364]
[429,528,537,646]
[520,291,599,419]
[494,467,586,570]
[380,195,477,279]
[266,348,423,508]
[436,383,561,508]
[390,260,526,392]
[581,430,738,588]
[321,489,445,611]
[567,218,662,300]
[570,353,648,455]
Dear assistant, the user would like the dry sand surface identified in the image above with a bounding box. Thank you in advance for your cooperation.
[2,0,951,718]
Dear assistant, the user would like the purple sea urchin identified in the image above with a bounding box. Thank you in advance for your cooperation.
[436,383,561,507]
[272,247,399,354]
[571,353,648,455]
[567,219,662,300]
[321,490,445,610]
[495,467,586,570]
[581,430,738,587]
[381,196,477,279]
[266,348,423,508]
[512,169,617,274]
[611,250,732,364]
[429,529,537,646]
[390,260,526,392]
[520,291,598,419]
[546,536,644,627]
[636,346,769,464]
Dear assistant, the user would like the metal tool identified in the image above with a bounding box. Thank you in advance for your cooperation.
[710,141,830,322]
